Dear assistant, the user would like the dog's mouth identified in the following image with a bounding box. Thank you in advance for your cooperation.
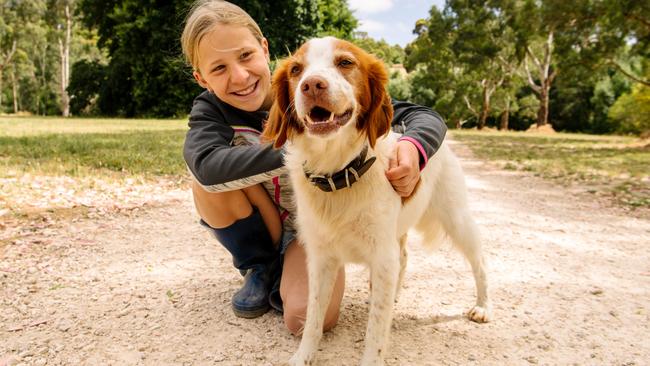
[304,106,353,135]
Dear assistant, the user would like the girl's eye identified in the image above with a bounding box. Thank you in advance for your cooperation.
[212,65,225,73]
[338,59,353,67]
[241,51,253,59]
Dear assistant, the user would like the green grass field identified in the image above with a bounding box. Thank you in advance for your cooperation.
[1,117,647,210]
[0,116,188,179]
[451,130,650,208]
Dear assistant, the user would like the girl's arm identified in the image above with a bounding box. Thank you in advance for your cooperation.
[183,93,285,193]
[390,99,448,169]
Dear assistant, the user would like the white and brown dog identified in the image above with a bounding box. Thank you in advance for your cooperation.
[262,37,491,366]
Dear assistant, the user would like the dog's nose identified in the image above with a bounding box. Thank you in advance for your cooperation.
[301,76,329,98]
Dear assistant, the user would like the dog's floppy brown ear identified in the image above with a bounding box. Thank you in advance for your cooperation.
[358,57,393,148]
[262,59,293,149]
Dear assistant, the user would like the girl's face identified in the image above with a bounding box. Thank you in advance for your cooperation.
[194,24,271,112]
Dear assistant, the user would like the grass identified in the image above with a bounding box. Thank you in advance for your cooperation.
[0,116,188,179]
[451,130,650,209]
[1,117,647,212]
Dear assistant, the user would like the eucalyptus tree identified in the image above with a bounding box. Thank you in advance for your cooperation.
[405,1,518,129]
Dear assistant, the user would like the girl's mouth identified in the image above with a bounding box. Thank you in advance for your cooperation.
[232,81,258,97]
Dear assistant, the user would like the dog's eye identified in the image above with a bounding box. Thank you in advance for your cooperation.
[290,64,302,75]
[338,59,354,68]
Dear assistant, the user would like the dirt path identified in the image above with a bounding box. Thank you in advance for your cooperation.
[1,141,649,366]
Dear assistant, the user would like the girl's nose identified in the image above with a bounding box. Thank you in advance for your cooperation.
[229,64,249,85]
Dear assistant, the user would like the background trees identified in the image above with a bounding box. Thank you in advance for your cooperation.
[0,0,647,136]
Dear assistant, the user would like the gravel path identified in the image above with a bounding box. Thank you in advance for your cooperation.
[1,141,649,366]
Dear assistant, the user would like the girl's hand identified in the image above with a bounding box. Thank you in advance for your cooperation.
[385,140,421,197]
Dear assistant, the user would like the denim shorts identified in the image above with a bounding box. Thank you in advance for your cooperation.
[279,228,297,255]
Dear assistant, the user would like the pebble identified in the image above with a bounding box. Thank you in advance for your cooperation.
[4,355,21,366]
[57,319,73,332]
[33,358,47,366]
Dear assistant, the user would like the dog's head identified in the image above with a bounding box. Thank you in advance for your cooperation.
[262,37,393,148]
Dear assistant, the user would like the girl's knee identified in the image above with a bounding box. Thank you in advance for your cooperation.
[282,299,341,336]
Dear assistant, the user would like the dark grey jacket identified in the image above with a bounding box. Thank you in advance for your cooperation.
[183,91,447,192]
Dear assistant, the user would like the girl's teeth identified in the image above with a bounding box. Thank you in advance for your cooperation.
[235,84,255,95]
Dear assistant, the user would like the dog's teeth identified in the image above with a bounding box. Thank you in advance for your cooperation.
[328,112,334,122]
[305,115,314,124]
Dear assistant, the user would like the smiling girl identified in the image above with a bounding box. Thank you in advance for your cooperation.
[181,0,447,335]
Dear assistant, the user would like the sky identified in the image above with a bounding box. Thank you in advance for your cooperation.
[348,0,446,47]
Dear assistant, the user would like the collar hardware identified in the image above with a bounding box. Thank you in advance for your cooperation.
[304,146,376,192]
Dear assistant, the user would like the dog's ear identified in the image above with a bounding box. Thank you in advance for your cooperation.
[358,57,393,148]
[262,59,295,149]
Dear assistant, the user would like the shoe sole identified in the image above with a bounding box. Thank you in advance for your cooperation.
[232,304,270,319]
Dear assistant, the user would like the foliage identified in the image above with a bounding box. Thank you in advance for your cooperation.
[73,0,358,117]
[387,71,411,101]
[353,38,405,65]
[608,84,650,136]
[314,0,358,40]
[67,59,105,115]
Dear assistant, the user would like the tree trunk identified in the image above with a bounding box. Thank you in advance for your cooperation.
[537,84,549,127]
[499,96,510,130]
[0,68,3,112]
[59,2,72,117]
[524,31,556,128]
[11,65,18,113]
[478,81,490,130]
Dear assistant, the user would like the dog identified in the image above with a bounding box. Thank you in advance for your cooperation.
[262,37,491,366]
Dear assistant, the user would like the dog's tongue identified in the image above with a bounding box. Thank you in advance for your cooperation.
[309,106,333,123]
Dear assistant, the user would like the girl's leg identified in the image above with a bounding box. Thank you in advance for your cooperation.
[280,240,345,335]
[192,181,282,318]
[192,181,282,244]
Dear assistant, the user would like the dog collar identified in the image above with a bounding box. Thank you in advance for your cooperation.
[304,145,376,192]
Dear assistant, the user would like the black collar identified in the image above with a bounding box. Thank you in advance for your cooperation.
[304,145,376,192]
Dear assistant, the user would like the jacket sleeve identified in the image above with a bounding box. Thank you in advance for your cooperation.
[182,94,285,193]
[390,99,448,168]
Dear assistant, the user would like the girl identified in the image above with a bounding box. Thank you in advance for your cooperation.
[181,0,447,335]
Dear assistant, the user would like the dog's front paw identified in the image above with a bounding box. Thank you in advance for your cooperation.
[467,304,492,323]
[289,349,315,366]
[360,352,385,366]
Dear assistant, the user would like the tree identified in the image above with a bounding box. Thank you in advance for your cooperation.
[353,38,405,65]
[315,0,358,40]
[47,0,75,117]
[405,1,517,130]
[0,0,48,113]
[76,0,357,117]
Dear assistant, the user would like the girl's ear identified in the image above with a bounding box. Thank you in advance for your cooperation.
[358,57,393,148]
[193,70,209,90]
[262,58,298,148]
[261,37,270,62]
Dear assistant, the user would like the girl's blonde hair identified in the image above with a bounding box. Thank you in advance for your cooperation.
[181,0,264,71]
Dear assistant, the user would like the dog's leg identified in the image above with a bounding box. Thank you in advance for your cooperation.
[289,254,339,366]
[361,245,400,366]
[441,210,491,323]
[395,234,408,302]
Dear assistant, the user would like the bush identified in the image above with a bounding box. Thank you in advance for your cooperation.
[608,84,650,136]
[68,59,106,116]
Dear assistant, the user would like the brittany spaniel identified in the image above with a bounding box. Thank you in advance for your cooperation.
[262,37,491,366]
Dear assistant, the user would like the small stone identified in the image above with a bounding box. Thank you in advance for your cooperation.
[4,355,21,366]
[57,319,73,332]
[33,358,47,366]
[524,356,538,364]
[116,308,131,318]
